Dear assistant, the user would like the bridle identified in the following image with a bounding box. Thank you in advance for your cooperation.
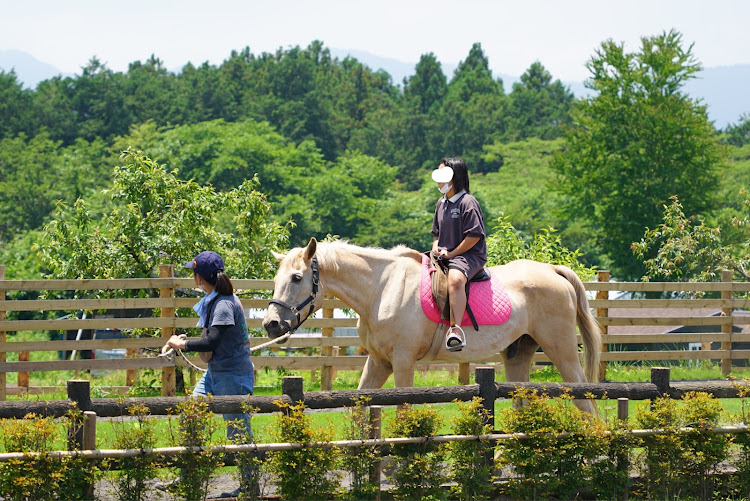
[268,256,320,333]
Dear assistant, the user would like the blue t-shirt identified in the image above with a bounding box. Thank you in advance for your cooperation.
[188,294,253,374]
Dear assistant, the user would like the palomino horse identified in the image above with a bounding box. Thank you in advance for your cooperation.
[263,238,602,413]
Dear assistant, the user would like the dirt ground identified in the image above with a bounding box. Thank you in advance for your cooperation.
[94,473,244,500]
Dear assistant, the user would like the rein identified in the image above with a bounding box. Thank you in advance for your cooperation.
[267,256,320,333]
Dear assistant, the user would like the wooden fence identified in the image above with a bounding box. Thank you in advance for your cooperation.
[2,265,750,400]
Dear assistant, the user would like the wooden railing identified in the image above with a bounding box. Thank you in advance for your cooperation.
[2,265,750,400]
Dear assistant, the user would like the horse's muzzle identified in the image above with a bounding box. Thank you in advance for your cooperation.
[262,319,291,341]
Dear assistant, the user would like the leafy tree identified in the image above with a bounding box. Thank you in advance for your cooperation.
[486,215,596,280]
[392,53,449,183]
[404,52,447,114]
[552,30,725,279]
[506,61,575,140]
[70,57,132,142]
[293,150,400,245]
[0,132,111,242]
[29,76,78,143]
[432,43,507,173]
[633,195,750,284]
[724,113,750,147]
[0,133,64,240]
[37,148,287,280]
[477,137,567,233]
[0,70,31,138]
[117,119,324,195]
[357,188,434,251]
[123,55,178,125]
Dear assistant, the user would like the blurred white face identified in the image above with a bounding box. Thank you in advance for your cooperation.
[436,163,453,193]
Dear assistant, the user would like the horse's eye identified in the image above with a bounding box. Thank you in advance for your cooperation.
[292,274,303,283]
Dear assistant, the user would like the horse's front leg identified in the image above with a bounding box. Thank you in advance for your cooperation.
[358,355,393,389]
[391,350,417,388]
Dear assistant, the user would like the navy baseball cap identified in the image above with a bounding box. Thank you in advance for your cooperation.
[185,251,225,278]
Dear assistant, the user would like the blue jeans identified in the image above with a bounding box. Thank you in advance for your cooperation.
[192,369,254,441]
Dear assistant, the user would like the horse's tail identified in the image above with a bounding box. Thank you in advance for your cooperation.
[554,265,602,383]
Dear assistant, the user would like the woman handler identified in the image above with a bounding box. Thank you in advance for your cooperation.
[166,250,253,498]
[430,157,487,351]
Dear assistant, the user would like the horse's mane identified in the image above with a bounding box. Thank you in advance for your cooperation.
[313,240,422,272]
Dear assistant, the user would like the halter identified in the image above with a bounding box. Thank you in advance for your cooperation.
[268,256,320,333]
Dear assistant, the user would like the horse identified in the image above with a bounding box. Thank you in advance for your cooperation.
[263,238,602,413]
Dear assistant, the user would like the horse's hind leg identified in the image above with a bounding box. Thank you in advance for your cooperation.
[358,355,393,389]
[537,329,597,414]
[502,334,539,383]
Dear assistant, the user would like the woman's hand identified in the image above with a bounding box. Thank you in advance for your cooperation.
[167,334,187,350]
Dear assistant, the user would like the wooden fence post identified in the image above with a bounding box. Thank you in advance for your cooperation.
[82,410,97,498]
[0,265,5,401]
[320,305,334,391]
[617,398,629,422]
[458,362,471,385]
[475,366,496,430]
[126,347,137,387]
[160,264,176,397]
[616,398,630,501]
[650,367,671,399]
[721,269,733,377]
[369,405,382,500]
[282,376,304,405]
[17,351,29,390]
[67,379,92,449]
[597,270,610,382]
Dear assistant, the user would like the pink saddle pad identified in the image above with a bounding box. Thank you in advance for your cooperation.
[420,254,512,326]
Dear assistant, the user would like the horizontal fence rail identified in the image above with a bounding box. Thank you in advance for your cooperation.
[1,367,746,420]
[2,266,750,399]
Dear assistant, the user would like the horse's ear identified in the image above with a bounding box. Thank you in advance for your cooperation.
[304,237,317,261]
[271,250,286,262]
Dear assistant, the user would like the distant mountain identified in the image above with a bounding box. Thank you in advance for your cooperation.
[3,49,748,129]
[0,49,66,88]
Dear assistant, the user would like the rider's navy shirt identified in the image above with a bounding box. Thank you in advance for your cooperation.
[431,190,487,264]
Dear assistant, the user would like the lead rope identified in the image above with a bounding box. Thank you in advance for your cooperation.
[159,332,293,373]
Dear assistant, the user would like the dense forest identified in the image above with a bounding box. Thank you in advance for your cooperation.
[2,32,750,282]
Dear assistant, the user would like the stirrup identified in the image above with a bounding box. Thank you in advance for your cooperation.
[445,325,466,352]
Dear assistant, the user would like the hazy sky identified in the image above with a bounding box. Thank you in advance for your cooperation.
[2,0,749,81]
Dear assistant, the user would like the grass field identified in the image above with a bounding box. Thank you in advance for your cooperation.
[5,357,750,451]
[5,332,750,447]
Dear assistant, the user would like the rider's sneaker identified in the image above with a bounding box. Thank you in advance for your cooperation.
[219,486,242,498]
[155,478,178,492]
[445,325,466,352]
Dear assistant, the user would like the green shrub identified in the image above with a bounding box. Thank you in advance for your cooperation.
[634,391,730,500]
[446,397,496,500]
[727,377,750,499]
[497,388,607,500]
[165,397,223,501]
[109,403,160,501]
[0,410,99,501]
[588,416,635,500]
[340,397,380,500]
[231,404,268,501]
[266,400,340,500]
[385,404,446,501]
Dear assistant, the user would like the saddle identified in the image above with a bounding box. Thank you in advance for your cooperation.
[429,252,490,331]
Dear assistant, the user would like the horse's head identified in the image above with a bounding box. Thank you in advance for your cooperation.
[263,237,321,340]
